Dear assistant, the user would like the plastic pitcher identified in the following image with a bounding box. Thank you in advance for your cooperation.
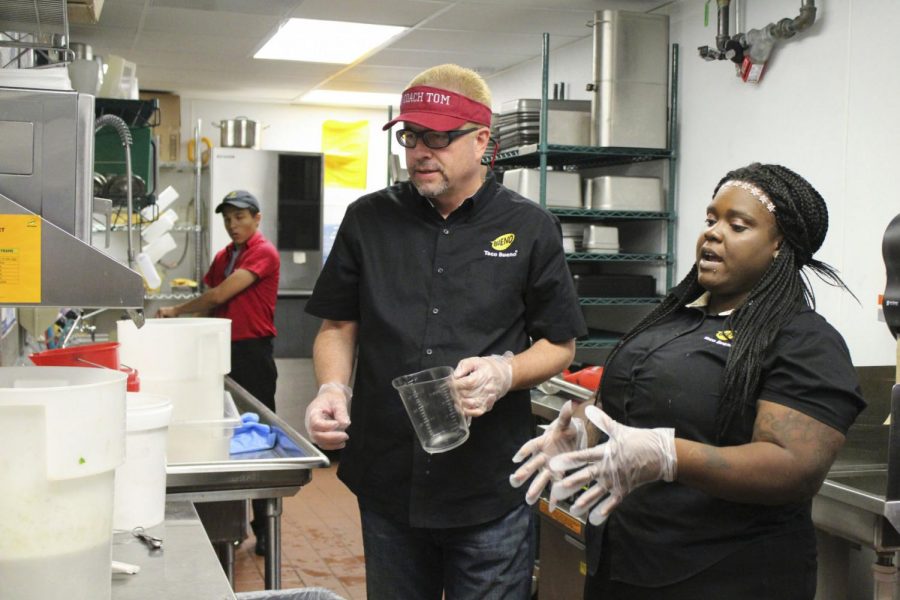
[392,366,469,454]
[0,366,127,600]
[117,318,231,422]
[113,392,173,531]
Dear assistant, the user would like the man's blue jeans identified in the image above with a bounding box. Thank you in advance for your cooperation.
[359,502,535,600]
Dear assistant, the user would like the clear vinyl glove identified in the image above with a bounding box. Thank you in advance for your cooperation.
[453,351,514,417]
[304,382,352,450]
[509,400,587,505]
[548,405,676,526]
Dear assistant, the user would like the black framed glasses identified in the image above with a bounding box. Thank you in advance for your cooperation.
[395,127,480,149]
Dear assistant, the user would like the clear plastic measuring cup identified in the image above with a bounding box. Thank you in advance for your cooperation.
[392,366,469,454]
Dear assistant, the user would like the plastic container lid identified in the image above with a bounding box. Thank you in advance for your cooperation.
[125,392,173,432]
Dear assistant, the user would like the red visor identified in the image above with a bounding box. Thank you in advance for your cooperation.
[383,85,492,131]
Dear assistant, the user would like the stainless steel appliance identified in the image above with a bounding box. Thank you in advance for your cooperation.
[590,10,670,149]
[208,147,324,291]
[0,86,143,307]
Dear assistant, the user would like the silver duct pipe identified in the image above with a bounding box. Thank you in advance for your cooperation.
[589,11,602,146]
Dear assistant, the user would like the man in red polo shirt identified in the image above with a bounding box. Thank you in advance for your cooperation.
[157,189,280,554]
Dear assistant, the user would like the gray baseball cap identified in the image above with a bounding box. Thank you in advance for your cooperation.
[215,190,259,213]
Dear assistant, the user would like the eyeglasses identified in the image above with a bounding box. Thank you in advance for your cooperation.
[395,127,480,149]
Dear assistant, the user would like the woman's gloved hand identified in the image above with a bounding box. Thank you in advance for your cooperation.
[453,351,513,417]
[304,383,352,450]
[548,405,676,526]
[509,400,587,505]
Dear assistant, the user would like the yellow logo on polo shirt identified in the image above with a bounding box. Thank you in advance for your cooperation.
[491,233,515,251]
[715,330,734,342]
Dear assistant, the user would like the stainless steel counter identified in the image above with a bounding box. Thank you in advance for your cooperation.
[166,376,329,589]
[112,501,236,600]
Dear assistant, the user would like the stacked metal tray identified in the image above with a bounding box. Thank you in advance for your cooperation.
[493,99,591,150]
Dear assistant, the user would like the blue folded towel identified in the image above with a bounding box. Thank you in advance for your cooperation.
[230,412,277,454]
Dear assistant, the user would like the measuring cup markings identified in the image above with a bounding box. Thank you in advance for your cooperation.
[392,366,470,454]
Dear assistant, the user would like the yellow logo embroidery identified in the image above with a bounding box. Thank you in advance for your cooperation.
[715,330,734,342]
[491,233,515,251]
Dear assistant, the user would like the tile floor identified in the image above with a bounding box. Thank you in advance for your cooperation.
[233,462,366,599]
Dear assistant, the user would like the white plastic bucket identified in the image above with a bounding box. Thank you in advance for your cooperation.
[0,366,127,600]
[113,392,173,530]
[117,318,231,422]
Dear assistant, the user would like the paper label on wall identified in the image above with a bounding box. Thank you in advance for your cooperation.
[0,215,41,303]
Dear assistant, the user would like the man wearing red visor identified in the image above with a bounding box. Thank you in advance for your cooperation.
[305,64,585,599]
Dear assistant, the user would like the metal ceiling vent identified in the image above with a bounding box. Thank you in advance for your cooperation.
[698,0,817,83]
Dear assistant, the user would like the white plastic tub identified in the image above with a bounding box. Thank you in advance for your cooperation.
[0,366,127,600]
[167,391,241,464]
[114,392,173,531]
[117,318,231,422]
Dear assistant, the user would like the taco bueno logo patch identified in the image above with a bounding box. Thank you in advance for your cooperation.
[484,233,518,258]
[704,329,734,348]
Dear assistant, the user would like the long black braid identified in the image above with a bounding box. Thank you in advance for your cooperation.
[602,163,854,439]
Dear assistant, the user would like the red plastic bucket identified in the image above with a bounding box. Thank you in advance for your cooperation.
[29,342,141,391]
[30,342,120,369]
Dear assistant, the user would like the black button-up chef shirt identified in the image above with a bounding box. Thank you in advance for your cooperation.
[306,171,586,528]
[587,300,865,587]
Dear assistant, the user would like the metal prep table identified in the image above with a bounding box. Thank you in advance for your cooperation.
[112,500,236,600]
[166,376,329,590]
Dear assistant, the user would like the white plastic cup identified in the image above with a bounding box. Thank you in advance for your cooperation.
[392,366,469,454]
[141,208,178,243]
[140,186,179,221]
[135,252,161,289]
[114,393,173,530]
[144,233,177,264]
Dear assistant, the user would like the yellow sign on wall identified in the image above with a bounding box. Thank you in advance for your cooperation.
[0,215,41,303]
[322,120,369,189]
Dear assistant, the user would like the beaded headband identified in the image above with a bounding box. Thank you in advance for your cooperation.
[717,180,776,213]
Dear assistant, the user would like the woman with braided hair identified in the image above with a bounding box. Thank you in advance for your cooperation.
[510,163,866,599]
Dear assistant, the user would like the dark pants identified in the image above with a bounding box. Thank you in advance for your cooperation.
[229,336,277,538]
[585,528,817,600]
[359,502,535,600]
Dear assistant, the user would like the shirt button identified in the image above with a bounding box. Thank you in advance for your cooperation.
[432,308,439,314]
[437,267,444,274]
[425,470,431,475]
[426,348,433,355]
[442,228,450,235]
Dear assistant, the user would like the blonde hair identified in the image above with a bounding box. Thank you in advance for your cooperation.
[407,64,492,107]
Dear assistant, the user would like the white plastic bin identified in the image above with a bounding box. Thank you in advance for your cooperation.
[0,366,127,600]
[167,391,240,463]
[117,318,231,422]
[114,392,173,530]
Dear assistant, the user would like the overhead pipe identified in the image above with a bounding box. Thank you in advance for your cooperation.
[699,0,816,66]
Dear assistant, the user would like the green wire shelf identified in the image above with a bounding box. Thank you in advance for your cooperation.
[578,297,664,306]
[550,208,673,220]
[565,253,670,262]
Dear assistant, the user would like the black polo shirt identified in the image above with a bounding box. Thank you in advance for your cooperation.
[588,301,865,587]
[306,171,586,528]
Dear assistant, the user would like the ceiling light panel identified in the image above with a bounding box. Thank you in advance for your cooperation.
[255,18,407,64]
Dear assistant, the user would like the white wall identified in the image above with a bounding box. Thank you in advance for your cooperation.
[488,0,899,367]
